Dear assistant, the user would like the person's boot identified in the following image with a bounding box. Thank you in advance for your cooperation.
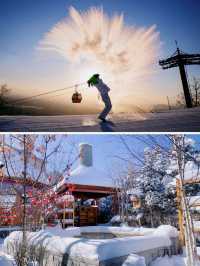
[98,117,107,123]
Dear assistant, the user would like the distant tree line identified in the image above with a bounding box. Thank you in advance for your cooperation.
[176,76,200,107]
[0,84,10,106]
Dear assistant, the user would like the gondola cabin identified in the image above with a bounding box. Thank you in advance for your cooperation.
[72,92,82,103]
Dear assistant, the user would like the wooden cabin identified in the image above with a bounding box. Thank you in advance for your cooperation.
[55,183,117,227]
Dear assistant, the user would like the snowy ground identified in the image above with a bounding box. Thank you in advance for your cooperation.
[0,225,198,266]
[1,225,179,266]
[0,238,15,266]
[150,249,200,266]
[150,255,187,266]
[0,237,188,266]
[0,107,200,132]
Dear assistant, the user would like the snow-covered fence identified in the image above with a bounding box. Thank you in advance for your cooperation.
[3,225,180,266]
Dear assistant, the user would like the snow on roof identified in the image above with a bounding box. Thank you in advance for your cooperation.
[127,188,143,196]
[56,165,111,189]
[166,179,176,188]
[55,143,112,189]
[69,165,111,187]
[194,221,200,229]
[184,163,200,180]
[179,162,200,181]
[0,195,16,206]
[186,196,200,212]
[167,161,200,188]
[188,196,200,206]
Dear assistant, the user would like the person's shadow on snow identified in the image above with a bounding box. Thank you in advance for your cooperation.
[99,121,115,132]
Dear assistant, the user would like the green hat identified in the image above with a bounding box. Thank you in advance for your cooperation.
[87,74,100,86]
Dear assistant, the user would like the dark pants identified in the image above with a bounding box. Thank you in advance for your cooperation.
[99,93,112,119]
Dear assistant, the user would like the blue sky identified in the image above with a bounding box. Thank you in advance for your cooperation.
[1,0,200,56]
[64,134,200,186]
[54,134,168,186]
[0,0,200,107]
[1,134,200,186]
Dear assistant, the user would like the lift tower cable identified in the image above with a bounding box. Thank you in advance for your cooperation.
[10,82,87,105]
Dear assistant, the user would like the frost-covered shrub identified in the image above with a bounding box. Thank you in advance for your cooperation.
[98,196,113,223]
[4,231,63,266]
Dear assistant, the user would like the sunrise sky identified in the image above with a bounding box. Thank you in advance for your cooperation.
[1,0,200,111]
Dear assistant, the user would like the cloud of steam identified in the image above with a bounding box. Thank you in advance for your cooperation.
[39,6,161,111]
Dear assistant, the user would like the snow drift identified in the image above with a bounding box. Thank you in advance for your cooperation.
[3,225,179,266]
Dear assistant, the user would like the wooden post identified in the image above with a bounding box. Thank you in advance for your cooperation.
[176,178,185,246]
[178,61,193,108]
[73,201,75,227]
[167,96,171,110]
[63,200,66,228]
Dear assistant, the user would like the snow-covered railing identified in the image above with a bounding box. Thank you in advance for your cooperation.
[57,208,74,213]
[62,219,74,224]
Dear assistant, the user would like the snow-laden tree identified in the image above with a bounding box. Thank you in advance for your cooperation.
[168,136,200,195]
[98,196,113,222]
[139,147,169,226]
[168,135,200,266]
[137,144,184,227]
[113,166,141,225]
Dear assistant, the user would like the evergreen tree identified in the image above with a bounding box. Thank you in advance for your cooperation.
[139,147,169,226]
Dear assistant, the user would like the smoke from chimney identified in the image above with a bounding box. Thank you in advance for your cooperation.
[79,144,93,167]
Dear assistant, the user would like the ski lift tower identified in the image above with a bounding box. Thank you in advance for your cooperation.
[159,43,200,108]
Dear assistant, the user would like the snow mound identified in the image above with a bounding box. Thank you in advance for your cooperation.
[110,215,137,224]
[150,255,187,266]
[110,215,121,223]
[46,224,155,237]
[45,225,81,237]
[153,225,178,238]
[4,226,172,262]
[122,254,146,266]
[194,221,200,229]
[0,253,15,266]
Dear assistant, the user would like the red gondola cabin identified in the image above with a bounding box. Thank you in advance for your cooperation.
[72,92,82,103]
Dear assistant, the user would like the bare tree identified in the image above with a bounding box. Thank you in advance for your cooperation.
[191,77,200,107]
[0,84,10,106]
[112,163,141,225]
[0,134,78,265]
[176,92,185,108]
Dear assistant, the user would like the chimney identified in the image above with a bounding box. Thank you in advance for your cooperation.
[79,144,93,167]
